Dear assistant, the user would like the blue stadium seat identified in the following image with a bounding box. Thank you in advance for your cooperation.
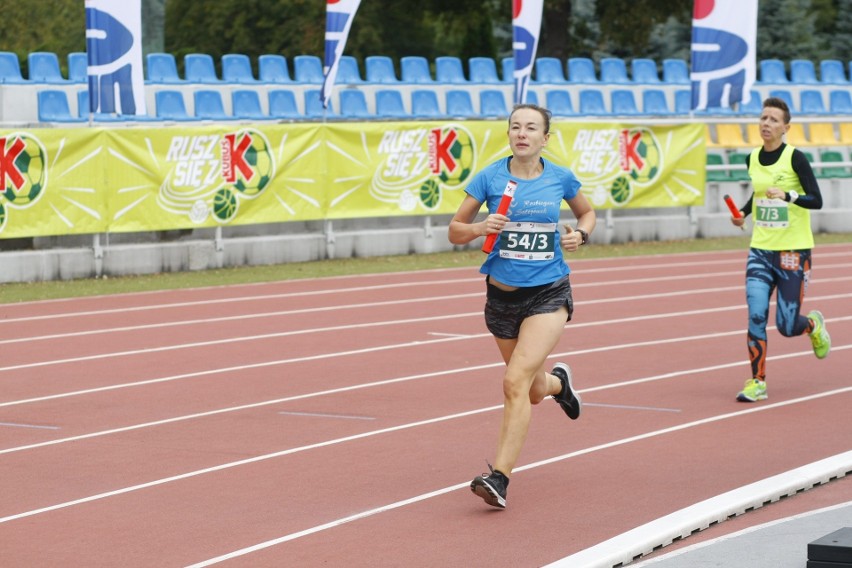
[294,55,324,84]
[77,90,130,122]
[231,90,266,120]
[737,90,764,115]
[0,51,27,83]
[469,57,501,84]
[501,57,514,83]
[534,57,567,83]
[375,89,408,118]
[337,55,364,84]
[259,54,292,83]
[523,90,539,105]
[146,53,183,83]
[155,90,194,121]
[411,89,443,119]
[222,54,258,84]
[28,52,68,83]
[758,59,789,83]
[600,58,630,84]
[789,59,818,84]
[631,58,660,83]
[304,89,337,118]
[184,54,220,83]
[435,56,467,83]
[819,60,848,84]
[68,52,87,83]
[800,90,828,114]
[829,89,852,114]
[610,89,640,115]
[674,89,691,114]
[545,90,575,116]
[365,55,399,83]
[37,90,85,122]
[268,89,300,119]
[568,57,598,83]
[662,58,689,84]
[446,90,476,118]
[401,56,434,83]
[641,89,671,115]
[578,89,607,114]
[769,89,795,111]
[339,89,370,119]
[194,90,232,120]
[479,90,509,118]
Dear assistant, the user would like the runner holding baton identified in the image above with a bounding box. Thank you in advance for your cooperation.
[481,180,517,253]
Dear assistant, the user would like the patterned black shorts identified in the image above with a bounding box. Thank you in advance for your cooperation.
[483,275,573,340]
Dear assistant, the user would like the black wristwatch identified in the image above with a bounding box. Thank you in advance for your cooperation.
[576,228,589,245]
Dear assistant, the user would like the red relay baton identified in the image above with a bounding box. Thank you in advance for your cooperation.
[481,180,518,253]
[723,194,745,231]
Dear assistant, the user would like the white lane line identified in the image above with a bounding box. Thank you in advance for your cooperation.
[276,411,375,421]
[182,387,852,567]
[0,422,60,430]
[584,403,681,413]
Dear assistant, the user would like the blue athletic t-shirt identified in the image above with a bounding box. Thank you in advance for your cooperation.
[465,156,582,287]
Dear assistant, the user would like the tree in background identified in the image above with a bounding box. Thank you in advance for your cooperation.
[757,0,820,61]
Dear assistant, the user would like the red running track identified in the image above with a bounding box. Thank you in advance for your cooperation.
[0,244,850,567]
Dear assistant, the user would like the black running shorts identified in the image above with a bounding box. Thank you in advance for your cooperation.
[483,275,573,340]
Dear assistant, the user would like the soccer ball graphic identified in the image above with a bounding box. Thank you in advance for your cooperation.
[627,129,661,185]
[419,178,441,209]
[213,187,238,222]
[1,134,47,208]
[438,127,475,187]
[231,130,274,198]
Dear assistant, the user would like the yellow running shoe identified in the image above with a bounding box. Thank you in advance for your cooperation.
[737,378,767,402]
[808,310,831,359]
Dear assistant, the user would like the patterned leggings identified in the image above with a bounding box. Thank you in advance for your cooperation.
[745,248,812,380]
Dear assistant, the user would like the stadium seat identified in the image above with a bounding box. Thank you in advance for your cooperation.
[184,54,220,83]
[294,55,324,84]
[744,123,761,146]
[0,51,27,83]
[769,89,795,111]
[267,89,300,119]
[819,150,851,178]
[800,90,828,114]
[785,123,808,146]
[819,59,848,84]
[445,90,476,118]
[435,56,467,83]
[259,54,293,83]
[469,57,501,84]
[193,90,231,120]
[304,89,337,118]
[365,55,399,83]
[77,89,132,121]
[631,58,661,83]
[534,57,567,83]
[807,123,838,146]
[829,90,852,114]
[339,89,370,119]
[737,91,763,115]
[600,57,630,84]
[37,90,85,122]
[410,89,443,119]
[758,59,788,83]
[400,56,434,83]
[28,52,68,83]
[337,55,364,84]
[715,123,748,147]
[479,90,508,118]
[523,90,539,105]
[727,151,752,181]
[501,57,514,83]
[578,89,607,115]
[146,53,183,83]
[568,57,598,83]
[662,58,689,84]
[231,90,266,120]
[68,52,87,83]
[642,89,671,115]
[545,90,576,116]
[790,59,818,84]
[375,89,408,118]
[155,90,194,120]
[839,122,852,144]
[706,153,731,182]
[674,90,691,114]
[610,89,640,115]
[221,54,258,83]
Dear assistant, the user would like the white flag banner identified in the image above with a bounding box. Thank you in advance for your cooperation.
[321,0,361,110]
[512,0,543,105]
[84,0,146,115]
[690,0,758,111]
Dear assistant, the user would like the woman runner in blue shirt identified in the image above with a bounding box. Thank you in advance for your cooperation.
[449,104,596,508]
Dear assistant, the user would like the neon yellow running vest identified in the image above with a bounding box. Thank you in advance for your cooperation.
[748,144,814,250]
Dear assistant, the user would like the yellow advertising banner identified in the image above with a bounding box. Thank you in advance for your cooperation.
[0,121,705,239]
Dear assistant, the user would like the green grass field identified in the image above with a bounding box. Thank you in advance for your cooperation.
[1,233,850,304]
